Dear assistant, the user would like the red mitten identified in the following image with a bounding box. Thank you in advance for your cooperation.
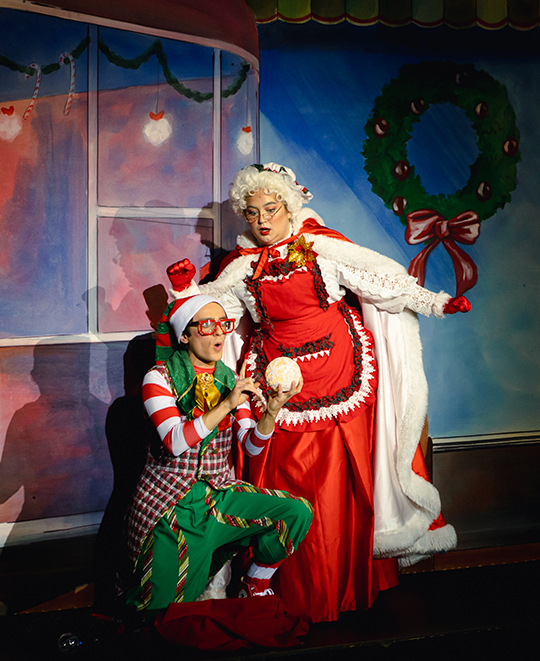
[443,295,472,314]
[167,259,196,292]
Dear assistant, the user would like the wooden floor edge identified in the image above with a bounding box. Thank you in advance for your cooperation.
[16,543,540,612]
[402,542,540,573]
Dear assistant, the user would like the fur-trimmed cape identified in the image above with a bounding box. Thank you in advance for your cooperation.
[190,209,457,566]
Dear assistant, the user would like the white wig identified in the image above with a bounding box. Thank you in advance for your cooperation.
[229,163,313,220]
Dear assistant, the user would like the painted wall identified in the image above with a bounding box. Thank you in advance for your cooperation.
[257,22,540,438]
[0,6,256,558]
[1,8,539,560]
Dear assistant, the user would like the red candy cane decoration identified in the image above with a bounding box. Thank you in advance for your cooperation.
[24,63,42,120]
[58,52,76,115]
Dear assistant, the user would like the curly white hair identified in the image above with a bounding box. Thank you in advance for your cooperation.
[229,163,312,220]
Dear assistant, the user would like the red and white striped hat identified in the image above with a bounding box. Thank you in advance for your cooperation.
[156,294,226,364]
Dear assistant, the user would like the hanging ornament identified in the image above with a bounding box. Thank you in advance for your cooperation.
[0,106,22,141]
[143,111,173,147]
[58,52,76,115]
[143,63,173,147]
[24,63,42,120]
[237,126,253,155]
[237,68,254,156]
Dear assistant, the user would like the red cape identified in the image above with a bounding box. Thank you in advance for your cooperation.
[211,217,353,277]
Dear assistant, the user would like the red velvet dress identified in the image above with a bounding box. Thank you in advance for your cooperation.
[239,255,399,623]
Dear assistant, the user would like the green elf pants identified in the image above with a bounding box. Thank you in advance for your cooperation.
[127,481,312,611]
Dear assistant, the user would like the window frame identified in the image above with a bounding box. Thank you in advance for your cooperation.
[0,0,259,348]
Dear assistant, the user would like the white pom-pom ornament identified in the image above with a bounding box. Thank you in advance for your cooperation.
[143,112,173,147]
[265,357,302,392]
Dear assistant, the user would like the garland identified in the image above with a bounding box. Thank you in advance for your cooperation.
[0,36,90,76]
[362,60,521,296]
[277,334,334,359]
[0,36,250,103]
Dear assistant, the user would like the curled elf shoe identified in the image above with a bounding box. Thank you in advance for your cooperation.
[237,577,275,598]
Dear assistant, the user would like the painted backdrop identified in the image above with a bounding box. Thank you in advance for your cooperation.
[0,6,257,557]
[257,22,540,438]
[1,10,539,558]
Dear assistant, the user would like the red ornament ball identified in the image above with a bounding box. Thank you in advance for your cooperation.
[392,196,407,216]
[474,102,488,119]
[394,161,411,182]
[476,181,493,201]
[410,97,425,115]
[374,117,389,138]
[503,137,519,157]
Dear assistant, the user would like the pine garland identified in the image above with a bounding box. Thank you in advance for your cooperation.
[0,36,250,103]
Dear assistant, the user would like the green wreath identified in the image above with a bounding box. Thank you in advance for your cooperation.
[362,61,520,225]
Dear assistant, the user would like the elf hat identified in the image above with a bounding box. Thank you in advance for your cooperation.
[156,294,226,364]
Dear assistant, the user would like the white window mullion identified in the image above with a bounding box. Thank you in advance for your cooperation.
[95,207,215,220]
[87,24,99,336]
[212,48,222,249]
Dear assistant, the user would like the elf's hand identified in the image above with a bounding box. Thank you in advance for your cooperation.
[444,295,472,314]
[167,259,196,292]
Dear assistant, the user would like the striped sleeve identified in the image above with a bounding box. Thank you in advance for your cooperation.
[232,400,273,457]
[142,369,210,456]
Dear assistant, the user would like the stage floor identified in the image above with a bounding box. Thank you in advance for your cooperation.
[1,552,538,660]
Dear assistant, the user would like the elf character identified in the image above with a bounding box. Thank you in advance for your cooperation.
[124,293,312,613]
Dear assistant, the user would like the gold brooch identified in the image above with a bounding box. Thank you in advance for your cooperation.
[197,371,214,392]
[287,236,316,268]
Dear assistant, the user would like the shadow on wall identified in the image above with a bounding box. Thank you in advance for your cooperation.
[0,341,113,607]
[93,329,157,614]
[0,342,112,525]
[0,199,243,612]
[0,332,157,612]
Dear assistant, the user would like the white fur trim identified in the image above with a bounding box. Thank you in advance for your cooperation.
[433,291,452,318]
[200,213,456,564]
[170,280,200,300]
[195,559,231,601]
[396,525,458,568]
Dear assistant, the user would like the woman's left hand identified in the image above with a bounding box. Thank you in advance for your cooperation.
[444,295,472,314]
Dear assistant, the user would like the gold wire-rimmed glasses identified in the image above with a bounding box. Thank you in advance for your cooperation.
[243,205,283,224]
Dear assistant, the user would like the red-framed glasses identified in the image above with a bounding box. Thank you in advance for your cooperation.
[187,318,236,335]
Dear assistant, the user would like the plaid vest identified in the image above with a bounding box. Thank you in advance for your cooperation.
[126,352,243,562]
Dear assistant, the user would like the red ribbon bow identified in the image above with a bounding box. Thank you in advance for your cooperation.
[239,232,303,279]
[238,245,281,279]
[406,209,480,297]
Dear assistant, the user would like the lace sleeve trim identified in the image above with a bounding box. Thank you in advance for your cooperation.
[406,286,450,317]
[339,265,450,317]
[339,264,417,299]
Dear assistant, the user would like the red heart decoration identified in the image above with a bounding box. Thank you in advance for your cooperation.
[1,106,15,116]
[242,126,252,133]
[149,111,164,121]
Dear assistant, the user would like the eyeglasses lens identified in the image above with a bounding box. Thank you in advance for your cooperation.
[245,205,282,223]
[198,319,235,335]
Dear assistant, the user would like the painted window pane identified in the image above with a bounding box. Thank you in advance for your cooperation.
[97,28,213,208]
[97,216,212,333]
[220,53,259,249]
[0,9,88,339]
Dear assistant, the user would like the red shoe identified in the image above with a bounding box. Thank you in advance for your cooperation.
[237,577,274,598]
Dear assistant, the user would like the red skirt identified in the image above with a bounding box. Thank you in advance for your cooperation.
[245,402,398,623]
